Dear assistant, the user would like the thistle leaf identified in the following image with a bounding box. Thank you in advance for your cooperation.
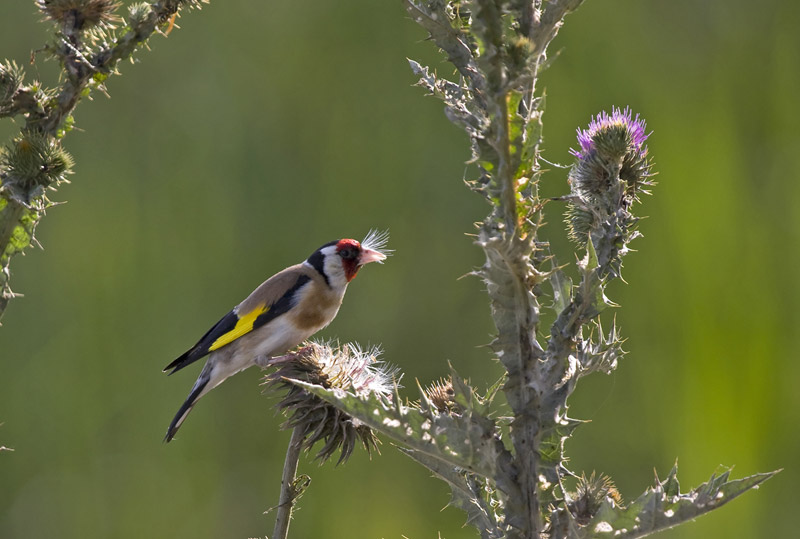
[408,59,487,139]
[550,264,573,316]
[403,0,487,95]
[583,466,780,538]
[401,448,505,539]
[287,379,516,494]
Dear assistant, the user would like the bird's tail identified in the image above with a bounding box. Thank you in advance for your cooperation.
[164,376,209,443]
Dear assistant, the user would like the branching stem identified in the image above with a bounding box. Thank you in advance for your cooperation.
[0,1,208,321]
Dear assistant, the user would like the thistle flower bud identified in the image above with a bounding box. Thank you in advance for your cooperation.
[1,132,73,206]
[264,341,399,464]
[126,3,152,32]
[37,0,122,31]
[0,62,25,115]
[507,36,534,73]
[565,107,653,245]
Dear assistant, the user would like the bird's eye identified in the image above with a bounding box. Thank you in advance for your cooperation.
[340,248,357,260]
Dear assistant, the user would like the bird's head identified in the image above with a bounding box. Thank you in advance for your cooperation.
[307,230,391,286]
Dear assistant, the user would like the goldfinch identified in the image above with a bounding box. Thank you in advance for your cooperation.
[163,230,390,442]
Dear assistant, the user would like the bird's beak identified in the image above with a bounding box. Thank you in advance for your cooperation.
[359,247,387,265]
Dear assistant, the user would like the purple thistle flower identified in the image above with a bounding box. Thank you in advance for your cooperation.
[570,106,649,159]
[565,107,655,246]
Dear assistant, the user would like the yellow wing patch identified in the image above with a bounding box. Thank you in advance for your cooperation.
[209,303,269,351]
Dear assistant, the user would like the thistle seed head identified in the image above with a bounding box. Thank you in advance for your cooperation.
[265,341,399,464]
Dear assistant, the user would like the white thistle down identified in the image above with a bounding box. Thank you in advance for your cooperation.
[265,340,400,463]
[361,229,393,261]
[308,341,400,399]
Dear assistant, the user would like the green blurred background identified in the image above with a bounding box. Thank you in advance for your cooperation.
[1,0,797,537]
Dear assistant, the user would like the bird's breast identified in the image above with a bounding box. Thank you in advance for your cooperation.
[288,279,344,332]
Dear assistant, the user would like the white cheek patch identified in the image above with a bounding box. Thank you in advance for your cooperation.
[323,250,349,289]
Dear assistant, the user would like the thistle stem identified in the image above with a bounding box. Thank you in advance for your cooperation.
[272,426,305,539]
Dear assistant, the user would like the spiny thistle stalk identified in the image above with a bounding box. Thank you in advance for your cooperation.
[0,0,208,322]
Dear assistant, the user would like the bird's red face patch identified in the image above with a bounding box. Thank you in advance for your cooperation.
[336,239,362,281]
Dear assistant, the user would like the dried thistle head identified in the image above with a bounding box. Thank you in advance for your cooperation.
[422,377,458,414]
[37,0,122,31]
[265,341,399,465]
[569,472,622,525]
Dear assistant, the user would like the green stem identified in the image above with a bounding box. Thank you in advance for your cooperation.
[0,200,33,319]
[272,427,305,539]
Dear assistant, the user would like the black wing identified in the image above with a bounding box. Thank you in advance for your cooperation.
[162,275,311,374]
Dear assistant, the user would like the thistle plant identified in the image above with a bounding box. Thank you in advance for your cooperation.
[262,1,779,538]
[262,342,399,539]
[0,0,208,322]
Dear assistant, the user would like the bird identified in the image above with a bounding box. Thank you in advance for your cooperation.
[162,230,390,442]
